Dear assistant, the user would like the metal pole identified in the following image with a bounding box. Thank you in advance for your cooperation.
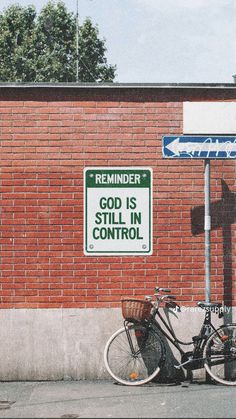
[76,0,79,82]
[204,159,211,303]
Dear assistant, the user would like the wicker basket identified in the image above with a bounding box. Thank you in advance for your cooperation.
[121,298,152,321]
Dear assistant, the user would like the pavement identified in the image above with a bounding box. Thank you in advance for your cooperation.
[0,379,235,418]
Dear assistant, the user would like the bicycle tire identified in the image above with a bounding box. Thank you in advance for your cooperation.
[104,323,164,386]
[204,324,236,385]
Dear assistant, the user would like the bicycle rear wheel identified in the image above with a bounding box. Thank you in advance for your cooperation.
[204,324,236,385]
[104,324,164,386]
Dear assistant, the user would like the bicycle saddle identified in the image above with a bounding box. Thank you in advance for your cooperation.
[197,301,222,310]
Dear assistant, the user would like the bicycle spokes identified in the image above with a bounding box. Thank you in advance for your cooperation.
[204,325,236,385]
[104,324,164,385]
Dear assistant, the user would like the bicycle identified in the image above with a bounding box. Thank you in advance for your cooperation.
[104,287,236,386]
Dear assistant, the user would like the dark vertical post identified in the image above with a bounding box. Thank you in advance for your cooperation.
[204,159,211,303]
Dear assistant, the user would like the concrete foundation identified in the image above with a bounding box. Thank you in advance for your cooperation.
[0,307,233,381]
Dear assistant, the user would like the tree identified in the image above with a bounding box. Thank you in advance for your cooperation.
[0,4,37,82]
[78,18,116,82]
[33,1,76,82]
[0,1,116,82]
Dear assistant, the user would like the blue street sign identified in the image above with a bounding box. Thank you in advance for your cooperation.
[163,136,236,159]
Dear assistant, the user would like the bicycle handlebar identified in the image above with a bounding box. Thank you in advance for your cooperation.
[155,287,171,293]
[145,287,178,306]
[154,293,176,300]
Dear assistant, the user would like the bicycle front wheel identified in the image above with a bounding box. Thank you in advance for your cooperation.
[104,324,164,386]
[204,324,236,385]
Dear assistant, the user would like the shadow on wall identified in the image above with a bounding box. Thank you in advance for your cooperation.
[191,179,235,323]
[145,179,235,384]
[153,309,186,384]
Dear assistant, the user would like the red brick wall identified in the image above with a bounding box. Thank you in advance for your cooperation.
[0,86,236,308]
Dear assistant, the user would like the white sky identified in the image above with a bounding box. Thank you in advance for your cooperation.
[1,0,236,83]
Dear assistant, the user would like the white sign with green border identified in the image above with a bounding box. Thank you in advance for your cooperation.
[84,167,152,255]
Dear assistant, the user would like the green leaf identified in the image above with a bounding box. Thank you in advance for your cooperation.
[0,1,116,82]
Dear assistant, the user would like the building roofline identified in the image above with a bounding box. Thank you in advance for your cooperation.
[0,82,236,89]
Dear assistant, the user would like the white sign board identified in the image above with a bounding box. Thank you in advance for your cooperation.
[84,167,152,255]
[184,102,236,134]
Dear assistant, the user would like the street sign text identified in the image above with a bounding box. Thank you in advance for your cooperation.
[84,167,152,255]
[163,136,236,159]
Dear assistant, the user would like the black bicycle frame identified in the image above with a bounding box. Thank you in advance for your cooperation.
[124,321,150,356]
[124,306,224,369]
[152,307,220,357]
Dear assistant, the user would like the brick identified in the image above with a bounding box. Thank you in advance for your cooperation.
[0,88,236,308]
